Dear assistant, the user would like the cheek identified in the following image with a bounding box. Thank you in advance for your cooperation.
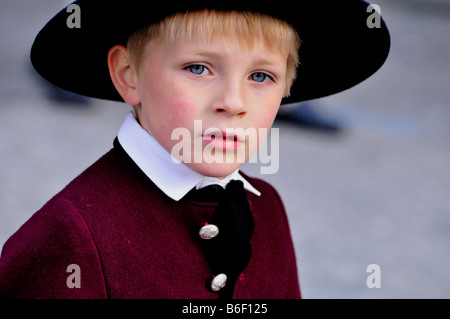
[162,84,202,129]
[157,78,200,113]
[253,100,281,148]
[142,76,187,118]
[256,99,281,129]
[139,79,202,151]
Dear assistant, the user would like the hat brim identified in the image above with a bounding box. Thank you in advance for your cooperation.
[31,0,390,104]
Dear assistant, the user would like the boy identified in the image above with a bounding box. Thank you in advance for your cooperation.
[0,0,390,298]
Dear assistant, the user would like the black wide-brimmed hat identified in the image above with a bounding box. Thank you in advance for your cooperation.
[31,0,390,104]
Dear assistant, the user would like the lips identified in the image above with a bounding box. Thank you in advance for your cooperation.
[202,129,243,150]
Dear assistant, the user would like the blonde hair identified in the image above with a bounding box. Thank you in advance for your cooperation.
[127,9,301,97]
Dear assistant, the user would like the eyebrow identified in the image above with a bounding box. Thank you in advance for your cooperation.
[178,49,286,67]
[251,57,286,67]
[176,49,225,60]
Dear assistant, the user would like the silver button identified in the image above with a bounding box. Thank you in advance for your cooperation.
[211,273,227,292]
[199,224,219,240]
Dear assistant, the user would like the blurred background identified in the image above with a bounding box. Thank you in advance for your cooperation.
[0,0,449,298]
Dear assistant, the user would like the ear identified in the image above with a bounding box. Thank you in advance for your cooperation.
[107,45,140,105]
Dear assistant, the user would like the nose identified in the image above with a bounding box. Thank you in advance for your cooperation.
[213,78,247,117]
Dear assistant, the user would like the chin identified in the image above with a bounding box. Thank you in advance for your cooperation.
[186,162,244,179]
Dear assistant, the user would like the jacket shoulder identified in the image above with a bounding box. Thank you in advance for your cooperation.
[0,196,107,298]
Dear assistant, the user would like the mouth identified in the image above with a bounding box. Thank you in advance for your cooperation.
[202,129,243,151]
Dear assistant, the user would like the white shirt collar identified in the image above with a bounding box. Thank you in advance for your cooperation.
[117,112,261,201]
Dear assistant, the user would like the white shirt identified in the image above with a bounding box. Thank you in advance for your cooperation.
[117,112,261,201]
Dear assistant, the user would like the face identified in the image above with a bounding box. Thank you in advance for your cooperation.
[133,36,288,178]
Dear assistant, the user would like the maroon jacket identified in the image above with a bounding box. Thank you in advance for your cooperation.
[0,143,300,299]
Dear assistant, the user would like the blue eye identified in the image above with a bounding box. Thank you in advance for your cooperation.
[186,64,209,75]
[251,72,272,83]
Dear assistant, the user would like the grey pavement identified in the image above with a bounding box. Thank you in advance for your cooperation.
[0,0,449,298]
